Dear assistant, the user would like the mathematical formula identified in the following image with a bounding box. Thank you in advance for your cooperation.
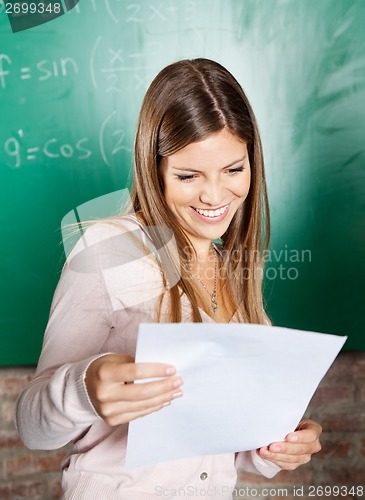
[0,55,78,89]
[3,111,132,168]
[0,33,203,93]
[0,0,197,24]
[65,0,196,26]
[0,0,210,93]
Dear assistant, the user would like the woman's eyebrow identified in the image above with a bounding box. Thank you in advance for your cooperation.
[171,156,247,172]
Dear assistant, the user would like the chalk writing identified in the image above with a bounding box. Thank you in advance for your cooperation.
[69,0,180,25]
[0,54,78,89]
[3,117,132,168]
[89,35,164,92]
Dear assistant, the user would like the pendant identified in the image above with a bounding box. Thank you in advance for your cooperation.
[211,294,218,314]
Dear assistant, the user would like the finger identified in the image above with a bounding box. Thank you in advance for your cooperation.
[124,362,179,382]
[100,387,183,420]
[97,360,177,384]
[258,447,311,466]
[100,374,184,403]
[287,419,322,443]
[100,379,184,410]
[267,441,317,455]
[263,459,301,471]
[120,375,184,401]
[106,400,175,426]
[286,428,320,445]
[260,449,311,464]
[297,419,322,432]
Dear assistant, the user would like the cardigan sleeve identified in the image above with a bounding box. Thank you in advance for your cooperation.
[15,223,123,450]
[235,450,281,478]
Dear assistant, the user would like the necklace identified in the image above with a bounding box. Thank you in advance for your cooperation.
[190,246,218,315]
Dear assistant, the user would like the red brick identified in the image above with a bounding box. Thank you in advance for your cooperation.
[324,353,358,379]
[359,381,365,402]
[49,476,63,499]
[0,374,33,397]
[3,451,67,479]
[309,385,354,406]
[324,352,365,380]
[319,464,365,484]
[361,437,365,456]
[270,497,295,500]
[0,481,44,499]
[317,436,352,458]
[354,357,365,377]
[1,400,16,425]
[321,410,365,432]
[0,430,23,448]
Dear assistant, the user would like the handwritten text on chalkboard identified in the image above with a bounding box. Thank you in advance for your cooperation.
[3,111,132,168]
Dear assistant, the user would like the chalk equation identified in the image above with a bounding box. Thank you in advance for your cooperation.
[3,111,132,168]
[0,34,201,92]
[89,36,166,92]
[65,0,196,26]
[0,54,79,89]
[0,0,199,29]
[0,0,208,92]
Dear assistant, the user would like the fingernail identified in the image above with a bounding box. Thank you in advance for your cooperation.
[172,390,183,399]
[162,401,171,407]
[173,377,183,388]
[289,435,299,442]
[166,366,176,375]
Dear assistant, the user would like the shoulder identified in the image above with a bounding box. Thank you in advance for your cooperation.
[66,215,145,261]
[83,215,143,244]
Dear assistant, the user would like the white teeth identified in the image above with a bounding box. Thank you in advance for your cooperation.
[194,205,228,218]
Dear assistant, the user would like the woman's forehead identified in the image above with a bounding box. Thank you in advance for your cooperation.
[163,129,248,170]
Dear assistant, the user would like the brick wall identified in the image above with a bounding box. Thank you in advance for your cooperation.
[1,352,364,499]
[0,368,70,499]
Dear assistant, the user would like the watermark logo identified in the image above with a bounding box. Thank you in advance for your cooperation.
[61,189,312,311]
[61,189,181,311]
[4,0,80,33]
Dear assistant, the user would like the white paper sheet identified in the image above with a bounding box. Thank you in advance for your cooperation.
[125,323,346,468]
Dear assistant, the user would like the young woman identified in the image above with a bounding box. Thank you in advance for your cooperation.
[16,58,322,499]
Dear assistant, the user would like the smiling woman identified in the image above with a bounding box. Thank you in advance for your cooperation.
[160,129,251,253]
[16,58,322,500]
[131,58,270,327]
[160,129,251,323]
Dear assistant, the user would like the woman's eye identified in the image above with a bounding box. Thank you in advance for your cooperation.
[227,166,245,174]
[176,174,196,182]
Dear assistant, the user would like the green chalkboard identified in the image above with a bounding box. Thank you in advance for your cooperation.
[1,0,364,365]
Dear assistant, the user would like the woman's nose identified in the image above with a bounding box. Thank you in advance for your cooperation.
[199,179,225,206]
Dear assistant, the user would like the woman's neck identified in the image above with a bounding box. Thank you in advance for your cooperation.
[188,237,214,263]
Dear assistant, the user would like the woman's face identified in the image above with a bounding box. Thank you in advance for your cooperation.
[160,128,251,254]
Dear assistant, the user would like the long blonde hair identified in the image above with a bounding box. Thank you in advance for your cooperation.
[130,58,270,324]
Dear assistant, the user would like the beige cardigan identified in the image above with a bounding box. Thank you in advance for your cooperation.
[16,216,279,499]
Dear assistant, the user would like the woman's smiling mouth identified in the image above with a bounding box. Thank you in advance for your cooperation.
[191,204,230,222]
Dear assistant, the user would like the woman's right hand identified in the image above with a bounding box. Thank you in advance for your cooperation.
[85,354,183,426]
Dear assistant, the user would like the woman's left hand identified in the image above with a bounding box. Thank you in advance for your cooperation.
[257,419,322,470]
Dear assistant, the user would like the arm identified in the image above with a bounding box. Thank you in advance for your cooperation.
[15,223,181,450]
[15,253,113,450]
